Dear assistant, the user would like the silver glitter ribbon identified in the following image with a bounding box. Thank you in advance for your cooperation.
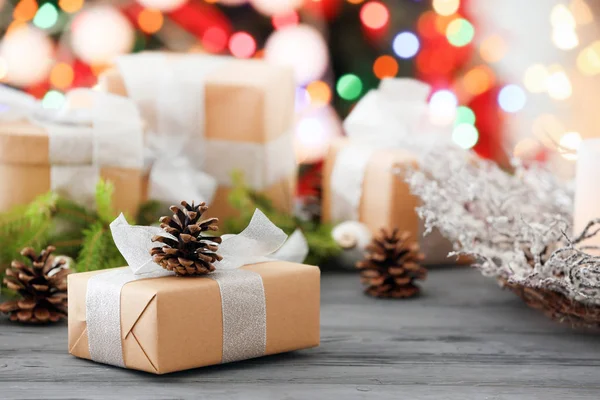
[85,209,308,368]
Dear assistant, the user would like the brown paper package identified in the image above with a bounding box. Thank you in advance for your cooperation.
[322,137,456,265]
[99,58,297,220]
[68,261,320,374]
[0,121,142,215]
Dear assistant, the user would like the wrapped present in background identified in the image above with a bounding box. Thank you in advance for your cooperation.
[322,78,456,265]
[0,87,144,216]
[68,209,320,374]
[98,53,297,219]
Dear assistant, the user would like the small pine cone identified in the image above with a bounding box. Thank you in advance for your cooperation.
[151,201,223,276]
[356,229,427,299]
[0,246,70,324]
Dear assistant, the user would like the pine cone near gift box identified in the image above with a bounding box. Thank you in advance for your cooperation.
[0,246,70,324]
[151,201,223,276]
[357,229,427,298]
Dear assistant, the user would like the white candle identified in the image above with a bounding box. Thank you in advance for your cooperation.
[574,138,600,246]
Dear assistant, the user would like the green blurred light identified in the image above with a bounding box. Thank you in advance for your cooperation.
[446,18,475,47]
[42,90,65,109]
[336,74,363,101]
[33,3,59,30]
[454,106,476,126]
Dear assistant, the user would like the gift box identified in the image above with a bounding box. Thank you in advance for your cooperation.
[322,78,455,265]
[0,88,144,215]
[68,209,319,374]
[98,53,297,219]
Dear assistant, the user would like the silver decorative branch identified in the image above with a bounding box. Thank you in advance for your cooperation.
[405,144,600,306]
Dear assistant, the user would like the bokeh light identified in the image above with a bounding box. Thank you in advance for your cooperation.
[138,9,164,34]
[58,0,84,13]
[0,25,53,86]
[417,11,437,39]
[71,5,135,65]
[577,41,600,76]
[429,89,457,126]
[264,24,329,85]
[552,27,579,50]
[50,63,74,89]
[336,74,363,101]
[360,2,389,29]
[229,32,256,58]
[550,4,576,29]
[272,11,299,30]
[306,80,332,107]
[559,131,582,160]
[446,18,474,47]
[42,90,66,109]
[570,0,593,25]
[498,84,526,113]
[479,34,507,63]
[137,0,187,12]
[13,0,38,22]
[202,26,228,53]
[251,0,303,16]
[373,55,398,79]
[523,64,548,93]
[452,124,479,149]
[546,69,572,100]
[462,65,494,96]
[432,0,460,17]
[33,3,58,29]
[392,32,419,59]
[454,106,476,126]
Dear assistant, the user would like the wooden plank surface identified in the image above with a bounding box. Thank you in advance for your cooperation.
[1,267,599,399]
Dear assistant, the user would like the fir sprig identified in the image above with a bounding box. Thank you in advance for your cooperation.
[224,171,340,266]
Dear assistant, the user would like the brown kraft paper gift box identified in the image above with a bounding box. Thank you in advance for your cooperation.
[322,137,455,265]
[68,261,320,374]
[0,121,142,216]
[98,57,296,220]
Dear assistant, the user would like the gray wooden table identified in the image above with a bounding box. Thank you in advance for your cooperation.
[1,267,599,399]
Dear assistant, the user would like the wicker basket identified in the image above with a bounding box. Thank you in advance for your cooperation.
[499,278,600,328]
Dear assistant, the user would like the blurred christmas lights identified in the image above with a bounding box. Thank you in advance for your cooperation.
[452,123,479,149]
[559,131,582,160]
[33,3,58,30]
[373,55,398,79]
[272,11,299,30]
[446,18,474,47]
[137,0,187,12]
[432,0,460,17]
[462,66,494,96]
[392,32,419,59]
[251,0,303,16]
[264,24,329,85]
[13,0,38,22]
[58,0,84,13]
[336,74,362,101]
[229,32,256,58]
[479,34,507,63]
[50,63,74,89]
[202,26,228,53]
[41,90,65,109]
[306,80,332,107]
[498,84,526,113]
[454,106,476,126]
[545,69,572,100]
[523,64,549,93]
[71,5,135,64]
[0,25,53,86]
[577,41,600,76]
[429,89,457,126]
[360,2,389,30]
[138,9,164,34]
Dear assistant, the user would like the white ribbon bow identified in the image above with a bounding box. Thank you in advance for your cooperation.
[110,208,309,276]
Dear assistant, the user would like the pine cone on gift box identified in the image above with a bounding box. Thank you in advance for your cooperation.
[0,246,70,324]
[151,201,223,276]
[357,229,427,298]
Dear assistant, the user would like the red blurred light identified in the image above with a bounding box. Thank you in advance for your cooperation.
[360,1,389,29]
[228,31,256,58]
[272,11,299,30]
[202,26,228,53]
